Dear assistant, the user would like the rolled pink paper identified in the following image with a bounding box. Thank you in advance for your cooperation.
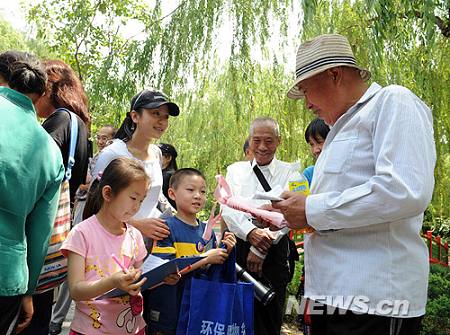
[214,175,287,228]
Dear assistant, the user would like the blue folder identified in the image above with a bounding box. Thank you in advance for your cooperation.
[98,255,203,299]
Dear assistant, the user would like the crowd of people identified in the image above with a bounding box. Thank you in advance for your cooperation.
[0,33,436,335]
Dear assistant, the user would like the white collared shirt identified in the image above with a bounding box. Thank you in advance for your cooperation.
[305,83,436,317]
[222,158,301,242]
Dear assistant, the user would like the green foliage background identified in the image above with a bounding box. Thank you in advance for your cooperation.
[417,264,450,335]
[1,0,449,218]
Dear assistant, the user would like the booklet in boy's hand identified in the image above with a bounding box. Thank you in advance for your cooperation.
[98,255,203,299]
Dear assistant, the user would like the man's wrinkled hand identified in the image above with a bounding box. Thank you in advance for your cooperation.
[272,191,311,230]
[247,228,274,254]
[131,218,170,240]
[247,250,264,277]
[258,203,280,212]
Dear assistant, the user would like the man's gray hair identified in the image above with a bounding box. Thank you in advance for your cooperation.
[249,117,280,137]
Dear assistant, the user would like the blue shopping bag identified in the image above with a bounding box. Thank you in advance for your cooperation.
[176,248,254,335]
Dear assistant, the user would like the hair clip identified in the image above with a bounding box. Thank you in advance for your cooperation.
[97,171,103,181]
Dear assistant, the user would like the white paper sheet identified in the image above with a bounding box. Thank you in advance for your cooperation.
[141,254,169,273]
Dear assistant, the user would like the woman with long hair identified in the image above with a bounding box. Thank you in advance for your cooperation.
[35,60,90,203]
[92,89,180,240]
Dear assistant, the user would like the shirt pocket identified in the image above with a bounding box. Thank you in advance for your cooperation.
[322,133,358,174]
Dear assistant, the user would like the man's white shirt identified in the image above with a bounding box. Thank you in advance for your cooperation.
[305,83,436,317]
[222,158,301,258]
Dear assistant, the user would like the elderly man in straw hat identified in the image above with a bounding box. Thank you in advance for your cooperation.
[271,34,436,334]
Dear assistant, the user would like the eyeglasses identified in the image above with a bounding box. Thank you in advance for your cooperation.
[96,134,110,141]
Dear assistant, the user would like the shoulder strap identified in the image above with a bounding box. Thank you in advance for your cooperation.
[55,108,78,181]
[253,165,272,192]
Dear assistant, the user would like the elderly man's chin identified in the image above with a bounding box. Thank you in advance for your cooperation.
[255,153,275,166]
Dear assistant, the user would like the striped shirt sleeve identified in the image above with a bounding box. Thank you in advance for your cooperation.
[152,234,176,260]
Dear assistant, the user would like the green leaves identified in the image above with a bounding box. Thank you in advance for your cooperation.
[2,0,446,219]
[422,265,450,335]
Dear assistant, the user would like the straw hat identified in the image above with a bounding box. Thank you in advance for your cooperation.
[287,34,371,99]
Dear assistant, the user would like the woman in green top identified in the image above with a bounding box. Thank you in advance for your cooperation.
[0,52,64,335]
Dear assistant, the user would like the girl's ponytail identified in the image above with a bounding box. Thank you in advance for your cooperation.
[83,178,103,220]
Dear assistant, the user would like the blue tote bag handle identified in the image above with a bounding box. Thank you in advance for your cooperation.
[206,246,237,283]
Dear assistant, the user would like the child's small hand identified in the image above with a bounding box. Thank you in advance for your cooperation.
[163,273,180,286]
[111,268,147,296]
[204,248,229,265]
[221,232,236,253]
